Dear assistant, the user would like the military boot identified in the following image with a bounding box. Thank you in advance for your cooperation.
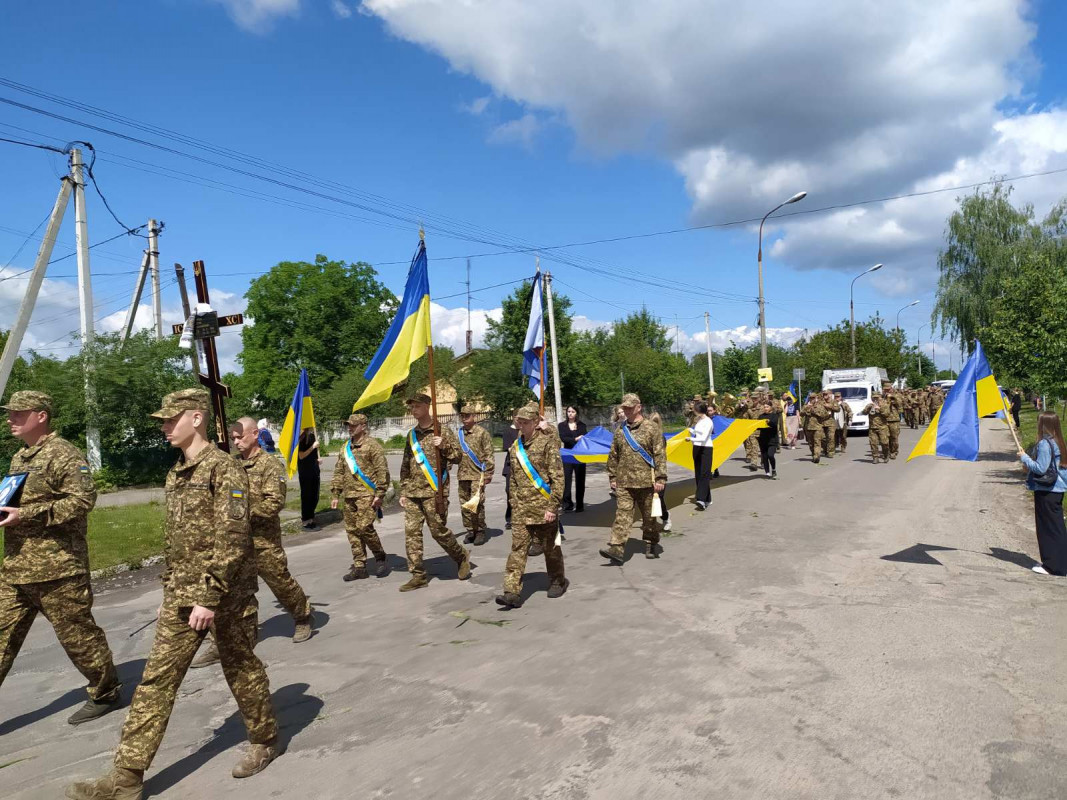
[528,540,545,558]
[68,692,122,725]
[456,548,473,580]
[232,741,278,778]
[645,542,660,559]
[343,565,368,582]
[472,530,487,546]
[190,639,220,669]
[65,768,143,800]
[463,530,475,544]
[599,545,625,564]
[374,556,391,578]
[292,615,314,644]
[399,574,431,592]
[546,578,570,599]
[494,592,523,609]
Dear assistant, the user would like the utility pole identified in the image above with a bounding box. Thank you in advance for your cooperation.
[149,219,162,339]
[0,175,73,398]
[704,312,715,393]
[120,249,151,344]
[544,271,563,423]
[464,257,472,353]
[70,148,101,469]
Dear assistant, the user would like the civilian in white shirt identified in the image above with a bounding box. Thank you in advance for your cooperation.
[688,401,714,510]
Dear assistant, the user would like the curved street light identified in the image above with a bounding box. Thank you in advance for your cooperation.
[850,263,883,366]
[896,300,920,334]
[757,191,807,382]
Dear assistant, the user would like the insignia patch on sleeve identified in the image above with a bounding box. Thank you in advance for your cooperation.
[79,465,90,473]
[230,489,244,499]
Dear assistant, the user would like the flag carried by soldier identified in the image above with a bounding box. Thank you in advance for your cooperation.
[785,381,799,403]
[278,368,316,479]
[522,267,545,400]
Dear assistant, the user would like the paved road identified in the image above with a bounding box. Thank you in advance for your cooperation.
[3,423,1065,799]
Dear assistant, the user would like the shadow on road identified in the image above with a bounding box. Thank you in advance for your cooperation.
[145,682,323,797]
[986,547,1039,571]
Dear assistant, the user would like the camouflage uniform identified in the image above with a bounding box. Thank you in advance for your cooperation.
[803,397,828,462]
[882,387,904,459]
[400,419,468,581]
[113,390,276,772]
[330,425,389,571]
[0,391,119,706]
[242,449,310,620]
[606,396,668,553]
[503,418,565,596]
[834,399,853,452]
[456,420,495,537]
[821,395,839,459]
[863,395,891,463]
[739,393,761,467]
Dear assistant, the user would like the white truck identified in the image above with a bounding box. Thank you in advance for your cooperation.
[821,367,889,433]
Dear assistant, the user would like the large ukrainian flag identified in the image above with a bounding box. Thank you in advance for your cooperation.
[352,239,433,411]
[907,341,1003,462]
[278,367,316,479]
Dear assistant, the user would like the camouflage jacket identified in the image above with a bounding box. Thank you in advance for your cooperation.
[456,424,496,482]
[822,398,840,425]
[331,435,389,501]
[400,425,459,498]
[863,403,891,430]
[508,429,563,524]
[0,432,96,585]
[803,400,825,429]
[886,393,904,419]
[607,418,668,488]
[930,391,944,410]
[240,449,286,544]
[162,444,254,608]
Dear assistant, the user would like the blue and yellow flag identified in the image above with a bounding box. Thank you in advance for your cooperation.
[908,341,1003,462]
[278,368,316,479]
[785,381,798,403]
[353,239,433,411]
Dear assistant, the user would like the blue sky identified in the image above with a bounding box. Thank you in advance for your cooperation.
[2,0,1066,377]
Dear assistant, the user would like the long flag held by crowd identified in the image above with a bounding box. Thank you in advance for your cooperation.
[907,341,1005,462]
[522,269,545,400]
[278,367,316,479]
[352,239,433,411]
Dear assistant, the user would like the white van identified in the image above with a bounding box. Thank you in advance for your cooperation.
[821,367,889,433]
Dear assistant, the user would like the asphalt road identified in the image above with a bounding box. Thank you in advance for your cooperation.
[2,422,1065,799]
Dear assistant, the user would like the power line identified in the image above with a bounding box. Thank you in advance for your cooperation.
[0,134,67,155]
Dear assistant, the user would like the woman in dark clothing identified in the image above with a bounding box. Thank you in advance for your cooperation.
[558,406,588,512]
[757,402,781,479]
[297,427,321,530]
[1018,411,1067,575]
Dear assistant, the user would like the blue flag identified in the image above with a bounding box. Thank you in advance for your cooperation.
[522,270,545,399]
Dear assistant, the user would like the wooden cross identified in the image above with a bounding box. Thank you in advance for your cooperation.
[171,260,244,451]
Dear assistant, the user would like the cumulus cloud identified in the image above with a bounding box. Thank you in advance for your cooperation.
[330,0,353,19]
[461,95,492,116]
[487,113,543,149]
[429,301,500,353]
[211,0,300,32]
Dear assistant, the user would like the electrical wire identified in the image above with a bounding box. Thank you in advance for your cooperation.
[0,134,67,155]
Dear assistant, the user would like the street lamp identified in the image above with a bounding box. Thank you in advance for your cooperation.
[850,263,883,367]
[895,300,919,334]
[917,323,928,377]
[757,191,807,382]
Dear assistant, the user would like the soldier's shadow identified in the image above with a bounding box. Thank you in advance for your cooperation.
[146,682,323,796]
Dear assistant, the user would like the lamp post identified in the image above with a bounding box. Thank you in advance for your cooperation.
[850,263,883,367]
[917,323,928,377]
[896,300,919,334]
[757,190,807,383]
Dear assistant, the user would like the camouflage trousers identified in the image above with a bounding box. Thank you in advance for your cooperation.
[254,533,311,621]
[343,498,386,569]
[609,487,659,547]
[457,479,487,533]
[0,575,119,701]
[403,495,466,579]
[115,596,276,771]
[835,427,848,452]
[505,521,565,595]
[887,421,901,459]
[744,434,760,465]
[868,427,890,461]
[806,427,825,460]
[821,424,836,457]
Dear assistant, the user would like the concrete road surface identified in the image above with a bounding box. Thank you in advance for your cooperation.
[2,422,1065,799]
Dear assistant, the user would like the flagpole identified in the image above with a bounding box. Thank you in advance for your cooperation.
[420,227,447,515]
[545,270,563,423]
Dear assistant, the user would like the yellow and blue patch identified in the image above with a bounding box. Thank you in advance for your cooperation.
[230,489,245,499]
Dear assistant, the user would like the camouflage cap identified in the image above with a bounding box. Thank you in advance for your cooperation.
[459,404,479,415]
[1,390,53,415]
[514,402,541,421]
[406,393,432,406]
[692,394,703,401]
[620,392,641,407]
[150,388,209,419]
[346,413,367,426]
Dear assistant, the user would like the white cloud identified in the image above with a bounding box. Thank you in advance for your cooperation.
[486,113,542,149]
[211,0,300,32]
[461,95,492,116]
[429,301,500,353]
[330,0,353,19]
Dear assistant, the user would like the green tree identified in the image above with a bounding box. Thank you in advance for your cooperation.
[791,316,911,383]
[239,255,396,413]
[716,344,759,394]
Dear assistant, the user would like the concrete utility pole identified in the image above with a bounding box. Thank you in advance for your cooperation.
[120,249,151,344]
[149,219,162,339]
[544,271,564,423]
[70,148,101,469]
[464,257,472,353]
[704,312,715,393]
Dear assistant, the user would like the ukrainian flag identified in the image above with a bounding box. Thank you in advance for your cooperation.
[352,239,433,411]
[665,415,767,472]
[278,368,316,479]
[907,341,1004,462]
[785,381,798,403]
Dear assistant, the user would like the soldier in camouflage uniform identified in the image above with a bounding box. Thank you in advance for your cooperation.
[495,402,567,609]
[397,394,472,592]
[456,404,495,547]
[880,383,903,459]
[0,390,121,726]
[600,393,668,564]
[738,391,761,469]
[718,392,737,417]
[832,391,853,452]
[803,393,828,463]
[863,393,891,464]
[331,413,390,581]
[66,390,278,800]
[821,391,839,459]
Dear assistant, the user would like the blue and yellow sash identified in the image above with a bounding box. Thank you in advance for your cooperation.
[458,429,485,472]
[514,437,551,499]
[622,424,655,467]
[343,440,377,492]
[409,428,439,491]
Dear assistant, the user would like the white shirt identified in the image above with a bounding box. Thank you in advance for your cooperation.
[689,415,714,447]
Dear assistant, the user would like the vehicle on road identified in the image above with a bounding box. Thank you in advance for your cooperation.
[822,367,889,433]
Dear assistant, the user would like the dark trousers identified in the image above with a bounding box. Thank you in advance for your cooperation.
[1034,490,1067,575]
[299,469,320,523]
[504,474,512,523]
[1012,409,1021,429]
[563,462,586,510]
[693,445,712,505]
[760,442,777,474]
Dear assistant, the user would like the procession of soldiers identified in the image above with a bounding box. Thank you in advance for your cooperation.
[0,379,945,799]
